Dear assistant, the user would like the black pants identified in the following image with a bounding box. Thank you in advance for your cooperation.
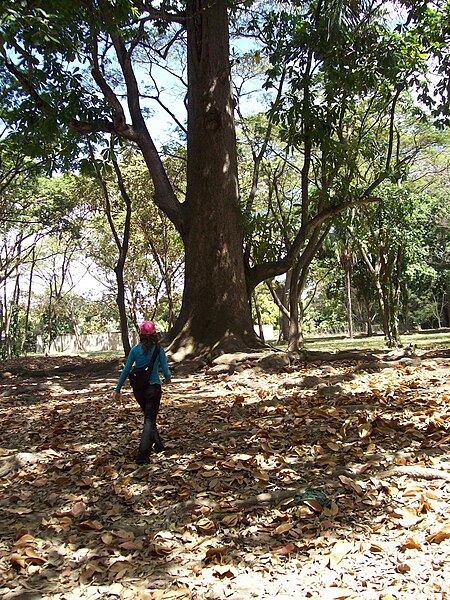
[133,383,164,463]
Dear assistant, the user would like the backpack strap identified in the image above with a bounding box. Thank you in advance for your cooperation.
[147,344,160,375]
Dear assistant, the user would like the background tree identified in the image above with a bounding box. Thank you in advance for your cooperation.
[0,164,86,357]
[240,0,445,351]
[81,148,184,335]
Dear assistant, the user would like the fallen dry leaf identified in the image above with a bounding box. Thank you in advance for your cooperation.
[329,540,354,568]
[399,537,422,551]
[196,517,216,534]
[70,500,86,518]
[426,523,450,544]
[320,587,356,599]
[78,519,103,531]
[271,542,298,555]
[213,565,237,579]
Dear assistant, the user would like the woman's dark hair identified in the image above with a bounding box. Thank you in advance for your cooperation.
[140,333,159,355]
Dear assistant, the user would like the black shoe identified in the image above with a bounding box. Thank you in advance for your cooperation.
[154,442,165,453]
[136,457,150,465]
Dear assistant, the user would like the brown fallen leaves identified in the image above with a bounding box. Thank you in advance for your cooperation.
[0,352,450,599]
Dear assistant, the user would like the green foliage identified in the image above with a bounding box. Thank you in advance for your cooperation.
[252,284,279,328]
[0,0,188,168]
[28,292,119,342]
[301,247,348,335]
[0,1,109,162]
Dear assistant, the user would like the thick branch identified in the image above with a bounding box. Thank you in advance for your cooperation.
[1,48,123,137]
[135,3,186,25]
[103,8,185,233]
[88,142,123,255]
[91,32,132,137]
[267,281,290,319]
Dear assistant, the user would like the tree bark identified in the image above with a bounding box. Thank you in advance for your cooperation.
[253,291,264,342]
[340,250,354,338]
[115,265,131,355]
[166,0,260,358]
[20,247,36,355]
[287,261,302,354]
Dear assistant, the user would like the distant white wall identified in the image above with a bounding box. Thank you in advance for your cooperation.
[36,331,138,355]
[38,325,277,355]
[254,325,277,341]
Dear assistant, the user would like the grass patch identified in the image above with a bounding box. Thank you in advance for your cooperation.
[81,351,123,360]
[303,330,450,352]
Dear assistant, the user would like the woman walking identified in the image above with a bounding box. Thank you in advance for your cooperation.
[114,321,171,464]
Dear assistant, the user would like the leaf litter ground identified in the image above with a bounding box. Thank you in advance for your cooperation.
[0,348,450,600]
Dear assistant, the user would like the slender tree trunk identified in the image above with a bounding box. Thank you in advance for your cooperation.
[115,266,131,355]
[377,247,402,347]
[366,306,373,337]
[297,266,309,350]
[341,252,354,337]
[377,280,391,345]
[287,262,302,354]
[431,295,442,328]
[288,260,312,354]
[401,281,410,332]
[69,298,83,352]
[45,277,55,355]
[270,276,291,343]
[280,273,291,342]
[287,226,330,351]
[444,284,450,328]
[253,291,264,342]
[5,268,20,358]
[389,247,402,344]
[358,243,396,346]
[267,278,290,343]
[21,247,36,355]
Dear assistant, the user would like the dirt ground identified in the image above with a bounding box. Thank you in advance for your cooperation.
[1,347,450,599]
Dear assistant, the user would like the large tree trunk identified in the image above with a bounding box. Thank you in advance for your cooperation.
[167,0,260,359]
[253,291,265,342]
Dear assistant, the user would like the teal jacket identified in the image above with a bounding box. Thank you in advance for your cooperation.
[115,343,171,392]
